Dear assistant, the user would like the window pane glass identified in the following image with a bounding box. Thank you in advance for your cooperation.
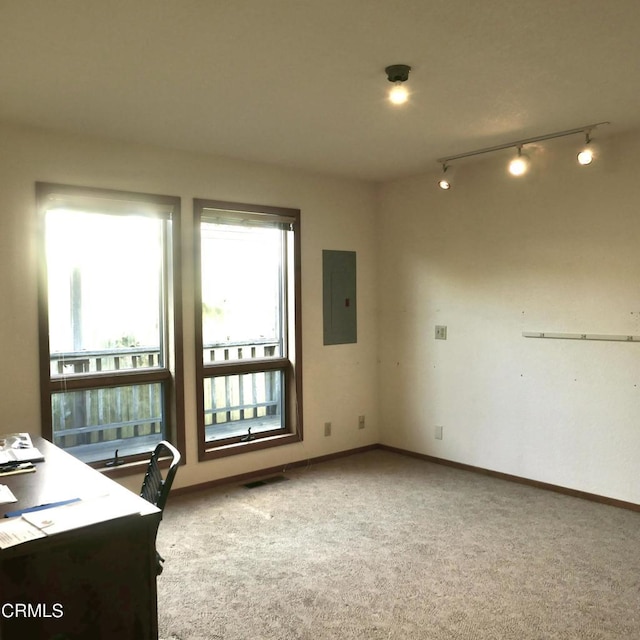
[200,221,284,363]
[203,371,284,441]
[52,383,164,463]
[45,209,164,373]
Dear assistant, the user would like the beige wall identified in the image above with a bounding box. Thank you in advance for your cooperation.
[377,128,640,504]
[4,119,640,505]
[0,122,379,492]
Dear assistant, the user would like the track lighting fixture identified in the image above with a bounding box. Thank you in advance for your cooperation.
[435,122,609,189]
[385,64,411,105]
[508,146,529,176]
[438,164,452,190]
[577,132,595,165]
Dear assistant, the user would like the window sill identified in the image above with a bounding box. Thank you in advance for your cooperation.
[96,457,149,479]
[95,454,177,479]
[199,432,301,461]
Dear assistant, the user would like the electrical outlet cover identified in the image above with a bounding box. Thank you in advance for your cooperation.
[435,325,447,340]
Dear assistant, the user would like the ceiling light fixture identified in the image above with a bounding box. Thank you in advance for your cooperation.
[438,164,452,190]
[577,131,595,165]
[508,146,529,176]
[385,64,411,105]
[435,122,609,188]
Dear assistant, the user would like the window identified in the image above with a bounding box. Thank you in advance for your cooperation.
[194,199,302,458]
[37,183,184,467]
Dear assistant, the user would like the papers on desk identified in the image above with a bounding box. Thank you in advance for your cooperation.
[0,449,44,464]
[0,484,17,504]
[0,495,142,547]
[0,517,46,549]
[0,432,44,464]
[22,495,141,534]
[0,432,33,449]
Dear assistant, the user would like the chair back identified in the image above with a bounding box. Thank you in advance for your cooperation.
[140,440,181,512]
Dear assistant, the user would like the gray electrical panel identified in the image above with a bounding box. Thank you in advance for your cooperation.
[323,250,357,345]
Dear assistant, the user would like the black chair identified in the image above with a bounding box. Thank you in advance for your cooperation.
[140,440,181,575]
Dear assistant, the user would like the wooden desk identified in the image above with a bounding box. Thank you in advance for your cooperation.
[0,437,161,640]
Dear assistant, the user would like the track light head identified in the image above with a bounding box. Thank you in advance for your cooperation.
[438,164,452,190]
[577,149,593,165]
[385,64,411,105]
[508,146,530,177]
[577,132,595,165]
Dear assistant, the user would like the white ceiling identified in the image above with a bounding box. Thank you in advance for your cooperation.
[2,0,640,182]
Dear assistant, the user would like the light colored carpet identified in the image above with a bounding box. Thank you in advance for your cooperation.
[157,449,640,639]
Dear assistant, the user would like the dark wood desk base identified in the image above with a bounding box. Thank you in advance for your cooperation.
[0,438,161,640]
[2,517,158,639]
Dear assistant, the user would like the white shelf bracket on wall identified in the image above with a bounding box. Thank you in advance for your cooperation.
[522,331,640,343]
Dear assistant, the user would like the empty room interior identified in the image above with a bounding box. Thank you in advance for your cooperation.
[2,2,640,639]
